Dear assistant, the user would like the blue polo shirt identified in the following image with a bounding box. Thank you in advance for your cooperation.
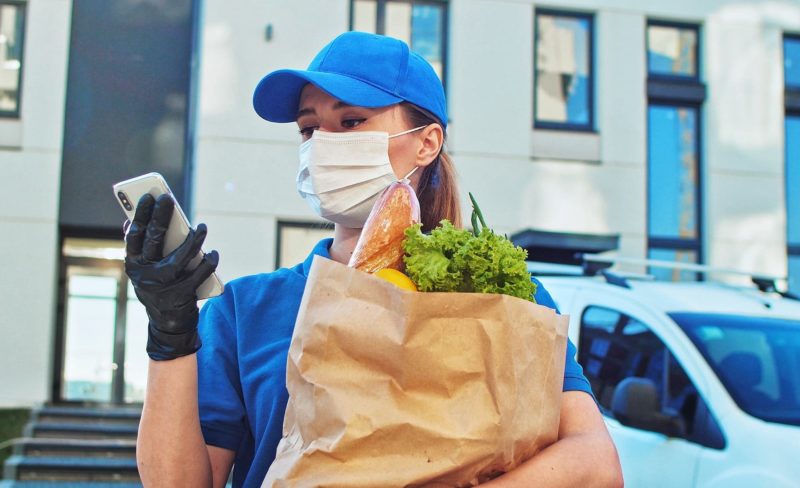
[197,238,592,488]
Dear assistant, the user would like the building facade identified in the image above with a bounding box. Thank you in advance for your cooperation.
[1,0,799,407]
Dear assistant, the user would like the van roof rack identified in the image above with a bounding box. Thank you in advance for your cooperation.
[512,229,797,298]
[581,254,797,299]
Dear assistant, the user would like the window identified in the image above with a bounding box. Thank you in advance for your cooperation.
[647,23,699,80]
[785,36,800,89]
[579,306,723,448]
[785,35,800,294]
[646,21,705,280]
[0,1,25,117]
[534,10,593,130]
[276,221,334,269]
[56,238,148,404]
[350,0,447,83]
[788,115,800,293]
[673,313,800,426]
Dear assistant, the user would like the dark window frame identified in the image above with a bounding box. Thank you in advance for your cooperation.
[646,19,701,83]
[646,19,705,278]
[348,0,449,95]
[0,0,27,118]
[533,8,596,132]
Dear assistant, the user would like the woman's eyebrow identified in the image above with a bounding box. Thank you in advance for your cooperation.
[296,107,315,119]
[296,101,361,120]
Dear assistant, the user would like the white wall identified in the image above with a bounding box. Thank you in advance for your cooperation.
[193,0,349,281]
[192,0,800,284]
[0,0,71,407]
[1,0,798,406]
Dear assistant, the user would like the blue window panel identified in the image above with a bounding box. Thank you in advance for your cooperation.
[790,255,800,295]
[535,13,592,127]
[648,248,698,282]
[648,24,698,78]
[648,105,699,239]
[785,37,800,89]
[411,3,444,80]
[787,115,800,245]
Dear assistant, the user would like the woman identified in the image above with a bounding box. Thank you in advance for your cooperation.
[128,31,623,488]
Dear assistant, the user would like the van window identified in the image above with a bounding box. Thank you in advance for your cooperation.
[672,312,800,427]
[580,306,723,447]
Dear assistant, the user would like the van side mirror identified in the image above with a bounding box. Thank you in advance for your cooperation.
[611,377,686,438]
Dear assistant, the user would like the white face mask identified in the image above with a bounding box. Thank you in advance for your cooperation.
[296,127,424,228]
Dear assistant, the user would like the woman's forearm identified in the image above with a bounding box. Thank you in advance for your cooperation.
[481,391,624,488]
[137,355,213,488]
[480,431,623,487]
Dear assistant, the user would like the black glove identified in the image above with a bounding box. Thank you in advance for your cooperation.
[124,193,219,361]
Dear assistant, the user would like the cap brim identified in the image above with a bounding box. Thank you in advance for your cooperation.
[253,69,404,122]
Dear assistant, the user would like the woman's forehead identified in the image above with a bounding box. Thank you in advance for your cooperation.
[299,84,336,106]
[297,84,399,118]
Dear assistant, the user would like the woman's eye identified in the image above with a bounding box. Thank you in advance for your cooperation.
[298,126,317,137]
[341,118,366,129]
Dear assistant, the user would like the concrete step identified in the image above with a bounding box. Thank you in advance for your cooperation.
[3,455,139,482]
[14,438,136,459]
[25,423,138,441]
[32,407,141,427]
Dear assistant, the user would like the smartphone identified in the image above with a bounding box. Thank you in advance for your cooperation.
[113,172,224,299]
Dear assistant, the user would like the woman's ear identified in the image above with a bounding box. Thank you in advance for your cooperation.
[415,124,444,168]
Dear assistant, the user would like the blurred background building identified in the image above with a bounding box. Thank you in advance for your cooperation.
[1,0,799,408]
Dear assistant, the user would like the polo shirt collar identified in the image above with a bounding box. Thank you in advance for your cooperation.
[302,238,334,277]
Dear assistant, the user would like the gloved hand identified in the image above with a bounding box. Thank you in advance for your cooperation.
[124,193,220,361]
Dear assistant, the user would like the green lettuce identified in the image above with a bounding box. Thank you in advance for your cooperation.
[403,194,537,303]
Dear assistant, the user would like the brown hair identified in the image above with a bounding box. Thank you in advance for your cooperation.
[400,103,462,232]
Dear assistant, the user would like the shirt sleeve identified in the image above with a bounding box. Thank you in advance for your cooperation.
[532,278,594,396]
[197,294,247,452]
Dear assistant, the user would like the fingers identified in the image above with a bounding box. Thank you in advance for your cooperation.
[125,194,155,257]
[143,194,175,262]
[172,223,208,269]
[189,250,220,289]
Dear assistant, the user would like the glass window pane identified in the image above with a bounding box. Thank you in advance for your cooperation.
[62,292,116,402]
[535,13,592,126]
[352,0,377,33]
[648,105,699,239]
[124,283,148,403]
[648,248,698,282]
[787,115,800,244]
[0,4,24,114]
[385,1,412,44]
[411,3,444,81]
[648,24,698,77]
[789,255,800,296]
[69,275,118,298]
[278,223,334,268]
[785,37,800,88]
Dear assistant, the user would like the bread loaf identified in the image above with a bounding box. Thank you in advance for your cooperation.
[348,181,420,273]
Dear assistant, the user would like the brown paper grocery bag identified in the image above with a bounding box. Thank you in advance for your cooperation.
[263,256,568,488]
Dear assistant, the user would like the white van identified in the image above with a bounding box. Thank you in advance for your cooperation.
[536,260,800,488]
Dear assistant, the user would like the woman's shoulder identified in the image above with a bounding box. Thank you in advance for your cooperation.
[202,265,307,316]
[530,276,558,311]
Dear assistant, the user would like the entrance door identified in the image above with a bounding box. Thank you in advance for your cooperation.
[58,238,148,404]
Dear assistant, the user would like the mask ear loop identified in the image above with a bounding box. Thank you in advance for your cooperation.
[388,125,427,139]
[399,166,419,184]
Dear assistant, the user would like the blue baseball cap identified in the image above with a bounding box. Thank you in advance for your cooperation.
[253,31,447,129]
